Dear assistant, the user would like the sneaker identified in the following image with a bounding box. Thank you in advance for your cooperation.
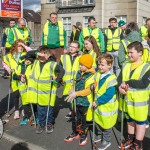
[46,124,54,134]
[36,124,45,134]
[21,109,24,117]
[98,140,111,150]
[20,118,28,125]
[14,110,20,119]
[79,134,88,146]
[94,135,102,143]
[64,133,79,142]
[118,137,133,149]
[129,142,143,150]
[65,114,72,119]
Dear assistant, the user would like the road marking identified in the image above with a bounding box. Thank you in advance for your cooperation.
[3,132,47,150]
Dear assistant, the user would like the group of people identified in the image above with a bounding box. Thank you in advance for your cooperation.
[1,11,150,150]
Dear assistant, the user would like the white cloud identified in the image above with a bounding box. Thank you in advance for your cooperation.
[23,0,41,12]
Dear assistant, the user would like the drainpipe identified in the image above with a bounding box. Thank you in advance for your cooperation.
[137,0,139,24]
[102,0,104,28]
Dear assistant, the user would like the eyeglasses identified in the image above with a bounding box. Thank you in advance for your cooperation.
[69,46,78,48]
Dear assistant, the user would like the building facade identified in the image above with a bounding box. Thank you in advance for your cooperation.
[41,0,150,38]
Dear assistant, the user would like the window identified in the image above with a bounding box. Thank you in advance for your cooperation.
[115,15,127,23]
[142,17,147,25]
[84,0,94,4]
[62,17,71,46]
[47,0,55,3]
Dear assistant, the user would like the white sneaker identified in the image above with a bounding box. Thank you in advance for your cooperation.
[21,109,24,117]
[14,110,20,119]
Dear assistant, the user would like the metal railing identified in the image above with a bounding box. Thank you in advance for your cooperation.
[56,0,95,7]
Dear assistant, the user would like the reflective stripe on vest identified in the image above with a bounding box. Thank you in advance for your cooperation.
[43,20,64,46]
[122,62,150,121]
[61,54,80,95]
[121,39,131,60]
[89,50,97,68]
[105,28,121,51]
[27,60,57,106]
[83,27,100,47]
[11,28,30,43]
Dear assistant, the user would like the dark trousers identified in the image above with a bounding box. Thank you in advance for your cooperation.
[23,104,32,120]
[11,90,20,111]
[96,123,112,142]
[37,105,54,126]
[50,47,64,62]
[72,105,88,134]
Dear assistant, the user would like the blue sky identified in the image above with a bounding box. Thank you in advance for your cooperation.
[23,0,41,12]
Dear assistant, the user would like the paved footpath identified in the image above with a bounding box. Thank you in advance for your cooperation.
[0,77,150,150]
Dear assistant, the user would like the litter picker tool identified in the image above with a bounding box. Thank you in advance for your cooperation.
[46,77,53,133]
[30,104,37,128]
[91,83,97,150]
[119,85,128,150]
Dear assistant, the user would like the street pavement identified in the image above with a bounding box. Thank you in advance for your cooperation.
[0,76,150,150]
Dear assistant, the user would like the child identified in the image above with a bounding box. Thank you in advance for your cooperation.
[92,53,118,150]
[84,36,101,69]
[118,41,150,150]
[60,41,81,119]
[3,39,27,119]
[27,45,65,134]
[64,54,95,146]
[13,54,36,125]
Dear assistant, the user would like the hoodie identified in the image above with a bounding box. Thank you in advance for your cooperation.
[118,31,142,66]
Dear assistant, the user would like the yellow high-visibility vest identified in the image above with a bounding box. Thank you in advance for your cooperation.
[27,60,57,106]
[89,50,97,69]
[5,28,11,48]
[83,27,100,47]
[122,62,150,121]
[43,20,64,46]
[105,28,122,51]
[140,26,148,41]
[15,64,33,105]
[87,72,118,129]
[3,52,26,92]
[61,54,80,95]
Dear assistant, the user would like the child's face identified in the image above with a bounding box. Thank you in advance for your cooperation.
[25,60,31,65]
[17,45,23,53]
[84,40,93,50]
[128,48,142,62]
[38,51,50,62]
[79,64,88,72]
[98,59,112,74]
[69,43,79,54]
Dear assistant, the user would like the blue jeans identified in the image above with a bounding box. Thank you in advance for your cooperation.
[37,105,54,126]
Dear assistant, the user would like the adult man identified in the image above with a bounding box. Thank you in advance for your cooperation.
[79,16,105,52]
[105,18,123,75]
[140,18,150,41]
[42,12,67,62]
[1,19,16,54]
[7,18,32,47]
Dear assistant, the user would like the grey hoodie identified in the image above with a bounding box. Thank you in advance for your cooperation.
[118,31,142,66]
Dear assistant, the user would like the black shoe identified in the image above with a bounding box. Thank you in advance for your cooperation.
[64,132,79,142]
[36,124,45,134]
[79,134,88,146]
[46,124,53,134]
